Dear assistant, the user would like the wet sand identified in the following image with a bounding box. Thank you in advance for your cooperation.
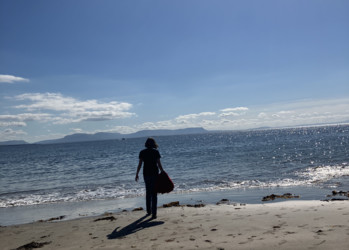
[1,200,349,250]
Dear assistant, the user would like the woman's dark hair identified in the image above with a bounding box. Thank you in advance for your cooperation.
[145,137,158,149]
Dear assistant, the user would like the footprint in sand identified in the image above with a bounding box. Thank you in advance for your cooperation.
[257,212,269,215]
[278,240,287,245]
[314,240,326,246]
[165,238,176,242]
[239,239,253,245]
[262,230,275,235]
[275,213,286,218]
[273,222,287,230]
[315,229,326,235]
[314,217,324,221]
[232,217,244,221]
[332,224,345,228]
[298,224,308,228]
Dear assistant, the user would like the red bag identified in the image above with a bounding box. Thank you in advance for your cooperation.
[156,171,174,194]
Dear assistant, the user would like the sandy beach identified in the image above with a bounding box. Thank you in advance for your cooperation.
[1,200,349,250]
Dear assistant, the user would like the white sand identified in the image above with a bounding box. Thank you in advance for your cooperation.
[1,200,349,250]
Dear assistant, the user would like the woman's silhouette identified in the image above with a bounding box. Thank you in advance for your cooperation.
[135,138,164,219]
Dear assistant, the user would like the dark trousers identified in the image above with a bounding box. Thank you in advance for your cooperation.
[144,175,158,216]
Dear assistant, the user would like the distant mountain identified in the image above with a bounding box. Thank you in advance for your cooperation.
[0,140,29,146]
[128,127,207,138]
[253,126,273,130]
[36,127,207,144]
[36,132,123,144]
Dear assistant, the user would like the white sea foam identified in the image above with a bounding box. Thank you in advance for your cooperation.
[0,187,146,208]
[296,164,349,184]
[1,164,349,208]
[174,164,349,194]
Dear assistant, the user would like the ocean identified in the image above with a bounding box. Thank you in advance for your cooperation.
[1,125,349,225]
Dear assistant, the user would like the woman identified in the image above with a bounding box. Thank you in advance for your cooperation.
[135,137,164,219]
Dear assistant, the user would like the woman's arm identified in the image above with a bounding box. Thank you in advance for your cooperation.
[135,159,142,182]
[157,158,164,173]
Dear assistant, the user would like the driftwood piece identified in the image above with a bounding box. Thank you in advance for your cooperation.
[15,241,51,250]
[262,193,300,202]
[93,216,116,222]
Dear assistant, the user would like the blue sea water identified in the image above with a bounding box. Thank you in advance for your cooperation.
[1,125,349,225]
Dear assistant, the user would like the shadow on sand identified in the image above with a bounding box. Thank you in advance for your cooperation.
[107,215,164,239]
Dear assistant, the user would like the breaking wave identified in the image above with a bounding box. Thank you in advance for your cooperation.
[2,164,348,208]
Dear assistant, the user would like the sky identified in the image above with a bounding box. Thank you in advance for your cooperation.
[0,0,349,143]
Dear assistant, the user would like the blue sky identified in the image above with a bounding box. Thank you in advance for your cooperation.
[1,0,349,142]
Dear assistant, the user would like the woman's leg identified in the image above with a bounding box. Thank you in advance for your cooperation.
[151,185,157,217]
[151,175,158,217]
[144,176,152,215]
[144,175,158,217]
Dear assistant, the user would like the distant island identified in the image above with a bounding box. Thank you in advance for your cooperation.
[0,127,208,145]
[0,140,29,146]
[1,123,348,146]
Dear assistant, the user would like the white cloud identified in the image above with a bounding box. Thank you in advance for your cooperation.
[0,128,27,140]
[57,98,349,139]
[219,112,240,118]
[219,106,249,118]
[110,126,138,134]
[70,128,83,134]
[258,112,268,118]
[0,74,29,83]
[175,112,216,121]
[3,94,349,141]
[278,111,295,115]
[134,99,349,132]
[0,122,27,127]
[220,107,249,112]
[0,113,52,127]
[0,113,52,121]
[13,93,135,123]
